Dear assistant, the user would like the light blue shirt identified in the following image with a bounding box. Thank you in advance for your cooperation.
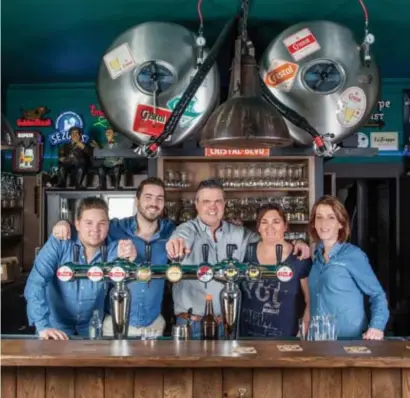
[308,242,389,338]
[25,235,118,335]
[107,216,175,327]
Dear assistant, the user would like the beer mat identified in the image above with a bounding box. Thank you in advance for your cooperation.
[343,346,372,354]
[232,347,257,354]
[276,344,303,352]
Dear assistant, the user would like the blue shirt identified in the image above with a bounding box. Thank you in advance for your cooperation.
[240,243,312,337]
[309,242,389,338]
[106,216,175,327]
[24,235,118,335]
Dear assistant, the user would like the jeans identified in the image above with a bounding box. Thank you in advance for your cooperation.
[176,317,225,339]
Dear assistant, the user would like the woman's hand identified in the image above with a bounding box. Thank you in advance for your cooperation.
[362,328,384,340]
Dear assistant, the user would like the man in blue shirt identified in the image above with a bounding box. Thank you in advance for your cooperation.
[51,177,175,336]
[25,197,137,340]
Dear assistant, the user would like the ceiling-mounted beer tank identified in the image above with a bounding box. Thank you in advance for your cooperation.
[97,22,220,147]
[259,21,380,146]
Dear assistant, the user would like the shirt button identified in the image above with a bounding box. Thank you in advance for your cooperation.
[141,289,145,293]
[139,303,142,306]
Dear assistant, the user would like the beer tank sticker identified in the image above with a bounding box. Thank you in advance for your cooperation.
[103,43,136,80]
[133,104,172,137]
[283,28,321,62]
[264,59,299,92]
[167,95,202,128]
[336,87,367,128]
[276,265,294,282]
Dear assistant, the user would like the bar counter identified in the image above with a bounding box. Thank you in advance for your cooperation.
[2,339,410,397]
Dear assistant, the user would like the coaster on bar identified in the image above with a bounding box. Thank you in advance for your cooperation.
[343,346,372,354]
[233,347,257,354]
[277,344,303,352]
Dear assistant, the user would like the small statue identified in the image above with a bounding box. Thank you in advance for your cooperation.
[57,127,92,189]
[97,128,124,190]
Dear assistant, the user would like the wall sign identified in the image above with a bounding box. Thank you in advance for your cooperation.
[370,132,399,151]
[12,131,42,173]
[204,148,270,157]
[364,100,391,129]
[49,111,88,146]
[16,106,53,127]
[90,104,109,128]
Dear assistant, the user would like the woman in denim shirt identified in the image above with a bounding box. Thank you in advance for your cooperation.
[308,195,389,340]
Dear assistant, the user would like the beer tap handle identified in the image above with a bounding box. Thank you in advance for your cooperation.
[275,244,283,265]
[73,244,80,263]
[145,244,152,265]
[246,244,255,263]
[202,244,210,263]
[101,245,108,263]
[226,244,238,260]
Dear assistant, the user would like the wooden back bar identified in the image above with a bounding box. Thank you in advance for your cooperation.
[2,340,410,398]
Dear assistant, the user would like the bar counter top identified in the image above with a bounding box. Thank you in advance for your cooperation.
[2,339,410,368]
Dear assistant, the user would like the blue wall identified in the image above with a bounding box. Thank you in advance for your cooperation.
[3,78,409,171]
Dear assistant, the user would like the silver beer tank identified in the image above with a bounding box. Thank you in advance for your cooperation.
[97,22,220,147]
[260,21,380,146]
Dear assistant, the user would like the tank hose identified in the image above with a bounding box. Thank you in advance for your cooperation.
[143,16,238,157]
[259,77,332,156]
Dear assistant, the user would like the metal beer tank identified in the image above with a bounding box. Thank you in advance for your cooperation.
[260,21,380,146]
[97,22,220,147]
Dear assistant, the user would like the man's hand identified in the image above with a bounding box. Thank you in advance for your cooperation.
[166,237,191,259]
[362,328,384,340]
[292,240,311,260]
[53,220,71,240]
[118,239,137,262]
[39,328,69,340]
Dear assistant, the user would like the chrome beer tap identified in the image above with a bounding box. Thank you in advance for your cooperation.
[219,244,242,340]
[197,244,213,289]
[109,247,132,340]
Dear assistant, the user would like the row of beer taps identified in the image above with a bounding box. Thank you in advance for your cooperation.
[56,243,293,340]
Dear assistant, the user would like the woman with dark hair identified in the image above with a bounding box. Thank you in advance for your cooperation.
[239,204,311,338]
[308,195,389,340]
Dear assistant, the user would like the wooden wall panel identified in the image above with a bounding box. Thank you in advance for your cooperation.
[372,369,401,398]
[342,368,371,398]
[253,369,282,398]
[163,369,193,398]
[134,369,164,398]
[74,368,104,398]
[1,366,409,398]
[312,369,342,398]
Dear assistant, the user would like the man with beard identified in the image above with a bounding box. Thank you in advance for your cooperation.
[51,177,175,336]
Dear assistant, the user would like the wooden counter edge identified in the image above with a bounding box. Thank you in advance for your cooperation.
[1,355,410,368]
[1,339,410,368]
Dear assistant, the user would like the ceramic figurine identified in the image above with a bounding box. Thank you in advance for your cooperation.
[97,128,124,190]
[57,127,92,189]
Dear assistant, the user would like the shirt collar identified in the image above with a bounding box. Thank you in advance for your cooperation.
[315,241,345,262]
[196,217,228,234]
[73,236,107,263]
[131,215,166,240]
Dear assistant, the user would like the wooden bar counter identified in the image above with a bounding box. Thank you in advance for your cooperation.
[2,339,410,398]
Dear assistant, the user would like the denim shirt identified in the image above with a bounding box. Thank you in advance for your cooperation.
[309,242,389,338]
[24,235,117,335]
[106,216,175,327]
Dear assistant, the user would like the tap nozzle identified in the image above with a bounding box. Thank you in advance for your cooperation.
[226,244,238,260]
[145,244,152,265]
[275,244,283,265]
[202,244,210,263]
[101,245,107,263]
[73,244,80,263]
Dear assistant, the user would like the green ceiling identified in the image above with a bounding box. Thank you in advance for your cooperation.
[2,0,410,86]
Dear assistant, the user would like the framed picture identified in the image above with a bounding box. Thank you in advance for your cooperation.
[12,131,42,173]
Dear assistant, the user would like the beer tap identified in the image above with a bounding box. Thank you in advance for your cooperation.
[219,244,241,340]
[197,244,213,289]
[136,244,152,284]
[56,244,81,282]
[245,244,261,282]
